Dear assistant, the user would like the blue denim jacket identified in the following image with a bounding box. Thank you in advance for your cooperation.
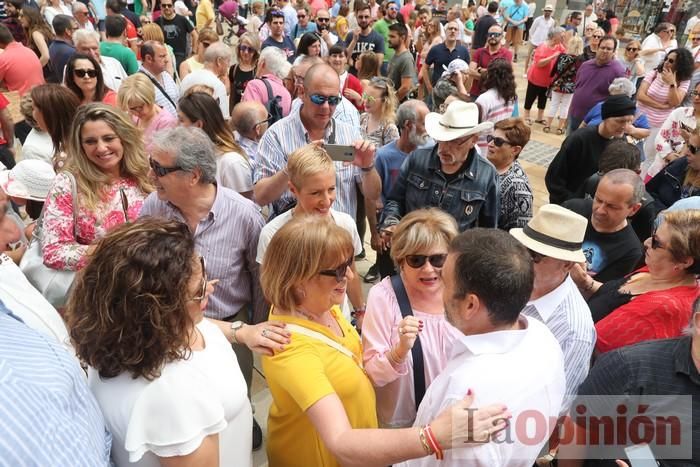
[381,145,500,231]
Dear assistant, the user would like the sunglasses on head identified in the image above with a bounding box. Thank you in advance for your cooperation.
[74,68,97,78]
[319,256,353,282]
[309,94,341,106]
[486,134,512,147]
[271,10,284,17]
[405,254,447,269]
[149,156,184,177]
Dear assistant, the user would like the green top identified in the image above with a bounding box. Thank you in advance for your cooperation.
[99,41,139,75]
[373,18,395,64]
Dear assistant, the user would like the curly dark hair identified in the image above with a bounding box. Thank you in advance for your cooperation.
[481,58,517,104]
[65,217,197,381]
[655,48,695,83]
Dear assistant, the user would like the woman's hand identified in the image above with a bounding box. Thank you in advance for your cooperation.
[665,151,682,164]
[397,316,422,351]
[430,390,511,449]
[236,321,291,356]
[660,68,677,86]
[343,88,362,103]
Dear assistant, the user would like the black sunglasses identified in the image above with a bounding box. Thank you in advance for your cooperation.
[319,256,353,282]
[405,254,447,269]
[316,17,329,22]
[688,143,700,155]
[487,32,502,38]
[592,34,603,38]
[626,47,639,52]
[486,134,512,147]
[149,156,184,177]
[74,68,97,78]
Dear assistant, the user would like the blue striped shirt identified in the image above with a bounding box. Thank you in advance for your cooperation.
[253,105,362,217]
[521,275,597,412]
[0,300,111,466]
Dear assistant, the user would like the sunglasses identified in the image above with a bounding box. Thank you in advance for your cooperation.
[626,47,639,52]
[161,3,173,7]
[190,256,208,302]
[370,76,390,87]
[486,134,512,147]
[74,68,97,78]
[388,6,399,10]
[487,32,502,38]
[239,44,255,53]
[592,34,603,38]
[316,17,330,22]
[297,14,306,18]
[149,156,184,177]
[665,57,675,65]
[309,94,341,106]
[528,249,544,263]
[688,143,700,155]
[319,256,353,282]
[405,254,447,269]
[651,234,666,250]
[362,92,376,102]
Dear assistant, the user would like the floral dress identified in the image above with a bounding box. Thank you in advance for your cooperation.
[550,54,582,94]
[359,113,399,148]
[41,172,148,271]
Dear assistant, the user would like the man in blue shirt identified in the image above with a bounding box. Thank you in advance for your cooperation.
[503,0,528,61]
[292,4,317,40]
[262,10,296,63]
[424,20,469,87]
[48,14,76,83]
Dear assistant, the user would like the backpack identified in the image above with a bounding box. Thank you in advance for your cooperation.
[260,77,284,126]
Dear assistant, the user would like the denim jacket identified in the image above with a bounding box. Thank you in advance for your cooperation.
[380,145,500,231]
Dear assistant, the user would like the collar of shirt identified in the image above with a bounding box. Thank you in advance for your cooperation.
[428,145,479,180]
[260,73,283,85]
[166,184,221,227]
[288,102,336,143]
[525,275,576,322]
[673,336,700,386]
[450,315,530,359]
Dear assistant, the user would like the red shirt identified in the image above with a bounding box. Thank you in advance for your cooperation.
[343,72,364,111]
[0,42,44,95]
[0,92,9,145]
[469,46,513,96]
[595,267,700,354]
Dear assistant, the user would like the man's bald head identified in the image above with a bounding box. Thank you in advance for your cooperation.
[232,101,268,137]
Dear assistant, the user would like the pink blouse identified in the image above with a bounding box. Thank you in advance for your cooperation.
[361,277,462,428]
[636,70,690,127]
[41,172,148,271]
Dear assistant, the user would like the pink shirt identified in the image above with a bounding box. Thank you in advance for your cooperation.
[636,70,690,127]
[134,108,178,149]
[0,41,44,95]
[361,277,462,428]
[241,73,292,117]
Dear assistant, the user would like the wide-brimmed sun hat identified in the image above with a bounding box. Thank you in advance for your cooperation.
[510,204,588,263]
[0,159,56,202]
[425,101,494,142]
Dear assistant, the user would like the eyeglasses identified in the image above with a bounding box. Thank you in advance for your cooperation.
[309,94,341,106]
[487,32,502,37]
[626,47,639,52]
[190,256,208,302]
[255,113,271,126]
[74,68,97,78]
[666,29,676,34]
[688,143,700,155]
[388,6,399,10]
[527,249,544,263]
[486,134,512,147]
[239,44,255,53]
[319,256,353,282]
[405,254,447,268]
[691,90,700,97]
[149,156,184,177]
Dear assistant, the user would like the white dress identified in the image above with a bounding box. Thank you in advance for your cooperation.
[216,151,253,194]
[88,319,252,467]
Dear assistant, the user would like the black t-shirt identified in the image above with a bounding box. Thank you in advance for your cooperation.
[229,64,255,108]
[344,30,385,75]
[563,198,643,282]
[586,275,633,323]
[156,14,193,57]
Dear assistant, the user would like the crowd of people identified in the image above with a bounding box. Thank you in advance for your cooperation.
[1,0,700,465]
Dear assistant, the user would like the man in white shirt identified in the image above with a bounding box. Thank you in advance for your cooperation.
[510,204,596,412]
[398,228,566,467]
[685,11,700,47]
[522,4,555,76]
[577,3,597,36]
[73,29,126,91]
[72,2,96,31]
[179,41,230,117]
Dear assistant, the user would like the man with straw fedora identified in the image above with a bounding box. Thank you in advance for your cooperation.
[380,100,499,234]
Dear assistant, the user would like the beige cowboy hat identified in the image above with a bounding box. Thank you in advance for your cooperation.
[425,101,494,142]
[510,204,588,263]
[0,159,56,202]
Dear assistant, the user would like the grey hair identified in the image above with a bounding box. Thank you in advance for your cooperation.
[608,77,636,97]
[73,29,101,46]
[395,100,421,131]
[203,42,232,64]
[602,168,645,205]
[259,47,288,79]
[72,1,88,12]
[278,60,292,81]
[682,296,700,336]
[432,78,457,111]
[548,26,565,39]
[151,127,217,184]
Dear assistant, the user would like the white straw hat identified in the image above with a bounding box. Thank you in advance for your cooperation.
[0,159,56,202]
[425,101,494,142]
[510,204,588,263]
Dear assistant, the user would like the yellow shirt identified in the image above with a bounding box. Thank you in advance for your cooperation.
[262,306,378,467]
[195,0,214,30]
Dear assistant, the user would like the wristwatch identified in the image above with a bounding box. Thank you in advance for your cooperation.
[230,321,245,344]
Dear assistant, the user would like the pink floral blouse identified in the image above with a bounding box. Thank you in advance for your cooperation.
[41,172,148,271]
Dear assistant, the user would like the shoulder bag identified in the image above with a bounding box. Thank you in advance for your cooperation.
[138,70,177,110]
[285,322,364,370]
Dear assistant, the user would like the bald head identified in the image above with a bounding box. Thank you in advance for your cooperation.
[232,101,268,137]
[303,62,339,90]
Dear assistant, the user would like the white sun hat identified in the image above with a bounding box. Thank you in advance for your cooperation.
[425,101,495,142]
[0,159,56,202]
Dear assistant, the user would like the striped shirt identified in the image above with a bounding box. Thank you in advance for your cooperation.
[636,70,690,127]
[475,88,516,153]
[140,187,267,322]
[521,275,596,412]
[138,65,180,116]
[290,96,361,129]
[253,105,362,217]
[0,300,112,466]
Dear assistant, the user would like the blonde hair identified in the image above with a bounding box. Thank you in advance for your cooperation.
[117,73,156,111]
[261,216,354,312]
[663,209,700,272]
[357,51,379,81]
[198,28,220,46]
[237,32,261,63]
[567,35,584,55]
[368,77,398,125]
[66,103,153,210]
[287,144,335,189]
[184,84,215,96]
[141,23,165,43]
[390,208,459,265]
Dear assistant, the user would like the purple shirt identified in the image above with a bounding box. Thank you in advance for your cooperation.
[568,58,626,121]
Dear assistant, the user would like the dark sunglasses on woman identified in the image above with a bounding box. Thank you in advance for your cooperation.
[74,68,97,78]
[405,254,447,269]
[319,257,354,282]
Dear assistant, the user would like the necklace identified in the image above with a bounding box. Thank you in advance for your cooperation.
[294,309,334,329]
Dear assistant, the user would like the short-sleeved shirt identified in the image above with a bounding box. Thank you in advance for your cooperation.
[505,1,528,29]
[425,42,470,86]
[373,19,396,63]
[99,41,139,75]
[155,14,193,57]
[262,35,297,63]
[344,29,385,75]
[262,307,378,466]
[568,58,626,121]
[292,21,317,40]
[468,46,512,96]
[48,39,75,84]
[387,50,416,97]
[0,41,44,95]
